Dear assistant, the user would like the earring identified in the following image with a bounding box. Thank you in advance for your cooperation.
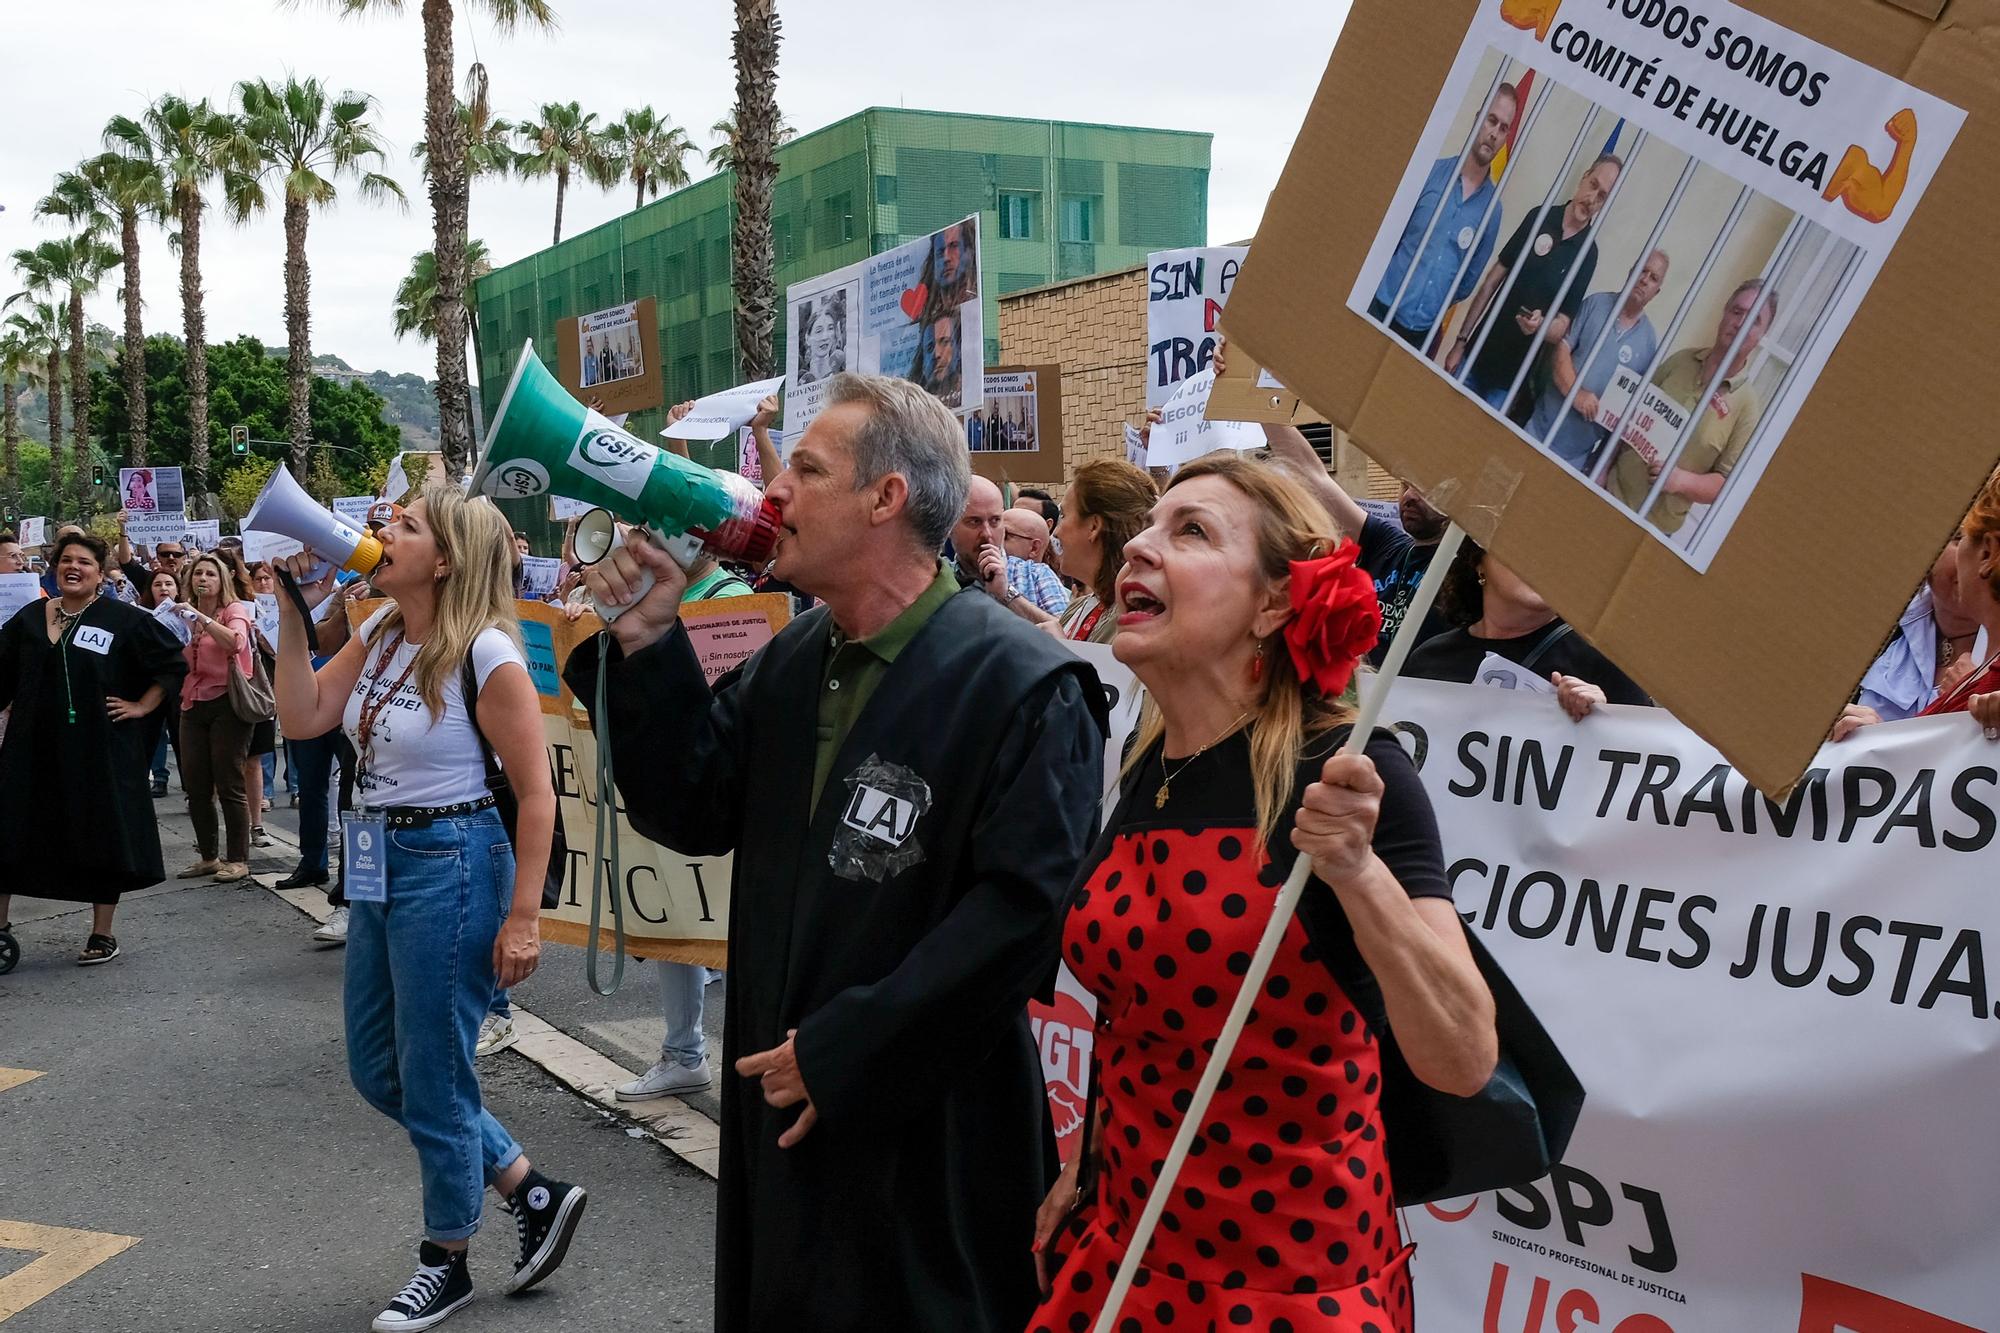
[1250,643,1266,684]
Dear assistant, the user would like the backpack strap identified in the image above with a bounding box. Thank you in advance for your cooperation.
[460,654,508,797]
[1518,621,1575,674]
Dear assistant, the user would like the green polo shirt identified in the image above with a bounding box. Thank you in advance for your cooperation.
[1608,347,1764,535]
[811,561,961,808]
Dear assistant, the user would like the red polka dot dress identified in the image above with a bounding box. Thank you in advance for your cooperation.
[1029,730,1452,1333]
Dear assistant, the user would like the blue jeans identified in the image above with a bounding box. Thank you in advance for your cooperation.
[345,808,523,1243]
[657,962,708,1066]
[151,730,170,786]
[289,729,354,885]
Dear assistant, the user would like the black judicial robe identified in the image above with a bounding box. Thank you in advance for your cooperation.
[0,596,188,901]
[567,587,1108,1333]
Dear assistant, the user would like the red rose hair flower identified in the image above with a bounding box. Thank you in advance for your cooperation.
[1283,542,1381,698]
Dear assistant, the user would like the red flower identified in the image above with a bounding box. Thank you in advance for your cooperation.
[1283,543,1381,698]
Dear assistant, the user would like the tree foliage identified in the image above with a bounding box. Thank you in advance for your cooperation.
[91,333,400,509]
[219,454,278,522]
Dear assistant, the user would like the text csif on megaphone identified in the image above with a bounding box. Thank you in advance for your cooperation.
[242,464,383,582]
[469,343,780,617]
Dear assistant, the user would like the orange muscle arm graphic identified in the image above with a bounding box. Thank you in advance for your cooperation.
[1500,0,1563,41]
[1823,108,1919,224]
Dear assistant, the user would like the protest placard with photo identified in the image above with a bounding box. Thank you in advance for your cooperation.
[553,296,663,418]
[1348,9,1963,571]
[178,519,222,552]
[967,370,1037,454]
[784,215,984,436]
[1224,0,1996,796]
[517,555,562,601]
[17,517,46,547]
[120,466,184,515]
[1146,245,1247,410]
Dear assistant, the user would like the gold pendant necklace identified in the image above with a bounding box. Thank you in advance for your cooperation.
[1155,710,1252,810]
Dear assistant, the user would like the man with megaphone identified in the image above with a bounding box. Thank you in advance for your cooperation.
[567,372,1109,1333]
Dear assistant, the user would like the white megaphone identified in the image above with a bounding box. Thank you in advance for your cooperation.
[571,507,690,622]
[242,465,383,582]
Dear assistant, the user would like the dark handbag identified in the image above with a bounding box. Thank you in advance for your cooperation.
[1377,922,1586,1205]
[462,655,568,910]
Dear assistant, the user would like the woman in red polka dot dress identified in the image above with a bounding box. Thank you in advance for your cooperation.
[1027,456,1499,1333]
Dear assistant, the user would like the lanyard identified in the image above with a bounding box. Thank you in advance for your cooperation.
[1932,649,2000,714]
[1070,600,1105,642]
[354,631,421,784]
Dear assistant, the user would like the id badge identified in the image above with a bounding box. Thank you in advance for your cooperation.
[343,813,388,903]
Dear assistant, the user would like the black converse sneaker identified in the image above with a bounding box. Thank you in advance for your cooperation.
[504,1171,588,1295]
[371,1242,472,1331]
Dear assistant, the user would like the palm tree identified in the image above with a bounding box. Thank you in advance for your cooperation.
[394,239,491,436]
[295,0,557,477]
[729,0,785,379]
[108,96,254,511]
[513,101,616,245]
[236,76,406,478]
[706,109,795,173]
[11,236,119,515]
[4,302,64,485]
[603,106,693,212]
[0,325,40,518]
[47,149,166,467]
[392,239,492,343]
[413,99,516,185]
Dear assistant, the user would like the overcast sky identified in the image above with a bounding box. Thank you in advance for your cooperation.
[0,1,1349,381]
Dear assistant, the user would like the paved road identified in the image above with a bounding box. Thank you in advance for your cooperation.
[1,791,717,1331]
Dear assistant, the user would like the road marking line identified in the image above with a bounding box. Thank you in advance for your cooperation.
[0,1070,43,1096]
[0,1221,139,1322]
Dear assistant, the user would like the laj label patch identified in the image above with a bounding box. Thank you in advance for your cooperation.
[829,755,932,882]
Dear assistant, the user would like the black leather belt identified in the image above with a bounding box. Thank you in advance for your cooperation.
[379,795,497,829]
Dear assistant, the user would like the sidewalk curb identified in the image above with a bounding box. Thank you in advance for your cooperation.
[254,824,722,1181]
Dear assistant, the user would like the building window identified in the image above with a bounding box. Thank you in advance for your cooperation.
[875,174,898,206]
[624,269,641,299]
[1060,194,1099,243]
[822,191,855,247]
[999,192,1037,240]
[666,253,688,299]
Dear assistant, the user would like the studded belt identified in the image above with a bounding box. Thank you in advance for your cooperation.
[378,794,498,829]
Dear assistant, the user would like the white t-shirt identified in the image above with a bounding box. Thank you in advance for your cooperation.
[343,606,525,808]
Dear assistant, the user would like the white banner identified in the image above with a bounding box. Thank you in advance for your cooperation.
[1148,368,1265,469]
[1384,681,1998,1331]
[785,214,983,434]
[332,496,375,528]
[1146,245,1248,409]
[660,374,786,442]
[0,572,41,624]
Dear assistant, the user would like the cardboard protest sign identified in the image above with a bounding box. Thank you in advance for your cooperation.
[517,555,562,601]
[348,597,788,968]
[1207,342,1328,426]
[785,215,983,435]
[1223,0,1999,796]
[967,365,1063,483]
[1146,368,1267,470]
[1146,246,1247,409]
[120,466,184,516]
[554,297,664,420]
[660,374,786,442]
[1387,680,1999,1331]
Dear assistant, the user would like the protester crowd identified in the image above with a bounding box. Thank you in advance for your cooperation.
[1,352,1995,1333]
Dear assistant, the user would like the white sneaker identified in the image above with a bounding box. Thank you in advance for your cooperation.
[475,1013,518,1057]
[312,906,349,947]
[615,1058,711,1101]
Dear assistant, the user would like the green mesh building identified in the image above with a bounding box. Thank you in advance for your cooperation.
[473,106,1211,464]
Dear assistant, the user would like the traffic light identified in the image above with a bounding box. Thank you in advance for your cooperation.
[231,425,249,455]
[92,463,107,487]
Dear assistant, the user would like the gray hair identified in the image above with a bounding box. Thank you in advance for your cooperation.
[1729,277,1780,325]
[827,372,971,552]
